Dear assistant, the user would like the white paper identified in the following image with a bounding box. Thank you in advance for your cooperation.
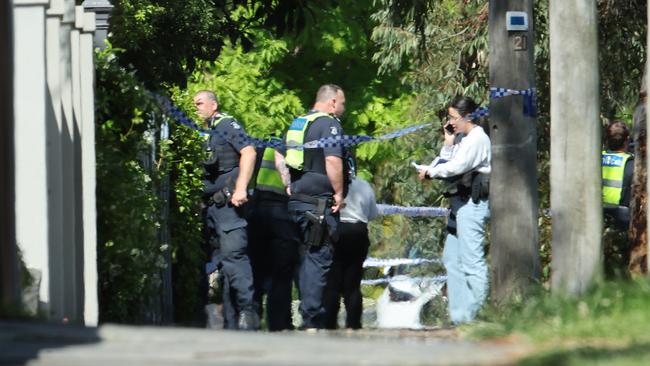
[411,161,428,171]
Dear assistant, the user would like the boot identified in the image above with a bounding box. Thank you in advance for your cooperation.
[238,310,260,331]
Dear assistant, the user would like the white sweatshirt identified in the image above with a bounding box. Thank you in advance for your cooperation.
[426,125,491,178]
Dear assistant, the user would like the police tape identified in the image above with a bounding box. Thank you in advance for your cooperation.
[153,93,434,150]
[467,106,490,121]
[301,123,432,149]
[489,87,535,98]
[363,257,442,268]
[360,275,447,286]
[489,87,537,117]
[154,90,535,150]
[377,204,449,217]
[154,94,206,132]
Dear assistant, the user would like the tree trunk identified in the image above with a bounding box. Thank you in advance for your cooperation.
[629,68,648,275]
[550,0,602,295]
[488,0,540,303]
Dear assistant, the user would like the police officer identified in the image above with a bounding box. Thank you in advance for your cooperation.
[418,96,490,324]
[247,146,301,331]
[282,84,347,330]
[602,120,634,228]
[193,90,260,330]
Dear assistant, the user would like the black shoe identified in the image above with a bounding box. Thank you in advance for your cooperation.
[238,310,260,331]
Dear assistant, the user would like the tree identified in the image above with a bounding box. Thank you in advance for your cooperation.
[629,69,647,275]
[549,0,602,295]
[108,0,333,87]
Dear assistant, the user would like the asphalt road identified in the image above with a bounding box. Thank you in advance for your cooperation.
[0,322,527,366]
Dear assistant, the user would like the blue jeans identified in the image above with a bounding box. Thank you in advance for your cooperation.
[442,197,489,324]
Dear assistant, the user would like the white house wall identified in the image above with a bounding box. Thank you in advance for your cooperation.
[13,0,97,325]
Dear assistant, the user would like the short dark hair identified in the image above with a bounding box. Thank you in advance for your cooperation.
[605,120,630,151]
[315,84,343,103]
[449,95,478,118]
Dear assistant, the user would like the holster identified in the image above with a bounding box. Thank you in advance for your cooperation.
[299,196,330,247]
[471,173,489,204]
[210,178,236,207]
[443,172,472,198]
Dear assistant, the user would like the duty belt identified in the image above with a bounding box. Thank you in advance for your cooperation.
[290,193,333,207]
[210,178,236,207]
[254,190,288,203]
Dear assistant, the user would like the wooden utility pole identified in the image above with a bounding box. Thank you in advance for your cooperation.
[0,0,20,310]
[550,1,602,295]
[488,0,540,303]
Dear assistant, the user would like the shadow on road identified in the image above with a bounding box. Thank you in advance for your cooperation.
[0,321,100,365]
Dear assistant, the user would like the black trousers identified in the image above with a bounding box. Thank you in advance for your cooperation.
[205,202,255,329]
[323,222,370,329]
[288,199,338,329]
[248,197,301,331]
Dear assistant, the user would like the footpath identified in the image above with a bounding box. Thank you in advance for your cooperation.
[0,321,529,366]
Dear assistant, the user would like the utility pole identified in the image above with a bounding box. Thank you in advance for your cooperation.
[550,1,601,295]
[488,0,540,303]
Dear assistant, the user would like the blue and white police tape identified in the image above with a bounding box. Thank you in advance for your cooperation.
[489,87,537,117]
[377,204,449,217]
[301,123,432,149]
[360,275,447,286]
[154,93,205,133]
[213,122,433,151]
[363,257,442,268]
[489,87,535,98]
[467,106,490,121]
[153,93,435,150]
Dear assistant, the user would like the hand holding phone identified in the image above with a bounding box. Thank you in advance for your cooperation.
[444,122,455,135]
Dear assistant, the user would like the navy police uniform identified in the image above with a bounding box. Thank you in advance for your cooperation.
[203,114,257,329]
[286,110,347,329]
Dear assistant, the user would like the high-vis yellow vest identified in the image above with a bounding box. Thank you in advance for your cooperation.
[255,147,285,195]
[602,150,632,205]
[285,112,330,170]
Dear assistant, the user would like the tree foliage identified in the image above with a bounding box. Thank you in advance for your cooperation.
[108,0,333,87]
[95,46,167,322]
[96,0,649,323]
[369,0,646,281]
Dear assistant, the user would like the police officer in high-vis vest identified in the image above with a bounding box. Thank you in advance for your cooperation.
[193,90,260,330]
[602,120,634,228]
[247,146,301,331]
[282,84,348,329]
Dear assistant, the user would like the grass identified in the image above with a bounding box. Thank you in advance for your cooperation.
[518,343,650,366]
[468,278,650,366]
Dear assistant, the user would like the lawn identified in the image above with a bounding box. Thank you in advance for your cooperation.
[469,278,650,366]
